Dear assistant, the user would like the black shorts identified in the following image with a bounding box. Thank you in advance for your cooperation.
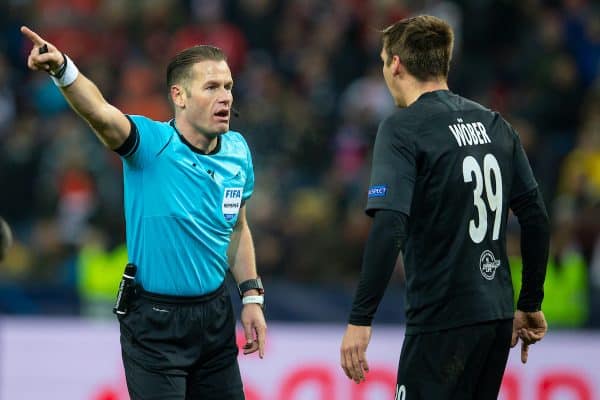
[396,319,512,400]
[118,283,244,400]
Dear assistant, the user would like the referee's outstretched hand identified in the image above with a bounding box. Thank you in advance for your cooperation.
[340,324,371,384]
[511,310,547,364]
[241,303,267,359]
[21,26,65,74]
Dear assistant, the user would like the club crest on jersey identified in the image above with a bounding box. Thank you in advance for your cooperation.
[480,250,501,280]
[222,187,242,221]
[368,185,388,199]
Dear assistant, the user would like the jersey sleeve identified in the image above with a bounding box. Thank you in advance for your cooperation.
[365,116,417,216]
[242,139,255,202]
[509,127,538,201]
[115,115,173,169]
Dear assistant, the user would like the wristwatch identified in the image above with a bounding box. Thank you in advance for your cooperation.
[238,277,264,299]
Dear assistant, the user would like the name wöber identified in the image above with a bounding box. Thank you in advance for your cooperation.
[448,119,491,147]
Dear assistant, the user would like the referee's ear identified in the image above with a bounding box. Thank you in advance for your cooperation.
[170,84,186,109]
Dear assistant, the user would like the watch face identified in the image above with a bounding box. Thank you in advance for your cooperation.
[239,278,264,297]
[255,277,263,290]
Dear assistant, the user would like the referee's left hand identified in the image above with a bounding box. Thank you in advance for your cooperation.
[241,303,267,358]
[340,324,371,384]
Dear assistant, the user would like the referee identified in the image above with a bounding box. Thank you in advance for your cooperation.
[340,16,549,399]
[22,27,266,399]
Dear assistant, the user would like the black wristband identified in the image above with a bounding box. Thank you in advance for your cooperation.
[48,53,68,78]
[238,277,264,299]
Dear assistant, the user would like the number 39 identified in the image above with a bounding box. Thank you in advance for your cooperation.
[462,154,503,243]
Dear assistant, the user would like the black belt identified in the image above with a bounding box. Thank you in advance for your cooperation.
[135,282,225,304]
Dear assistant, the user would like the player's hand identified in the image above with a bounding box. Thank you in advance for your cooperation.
[241,303,267,358]
[20,26,65,74]
[340,324,371,384]
[511,310,547,364]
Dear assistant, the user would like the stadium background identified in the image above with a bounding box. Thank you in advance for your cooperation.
[0,0,598,399]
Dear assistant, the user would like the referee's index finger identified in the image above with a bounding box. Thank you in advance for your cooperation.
[20,26,45,46]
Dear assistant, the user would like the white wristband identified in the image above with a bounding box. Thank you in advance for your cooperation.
[50,55,79,87]
[242,295,264,306]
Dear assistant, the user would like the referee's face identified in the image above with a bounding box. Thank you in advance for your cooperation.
[183,60,234,136]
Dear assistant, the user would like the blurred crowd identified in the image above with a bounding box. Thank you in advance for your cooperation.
[0,0,598,325]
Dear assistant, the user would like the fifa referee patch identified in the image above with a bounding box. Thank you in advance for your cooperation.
[368,184,388,198]
[222,187,243,221]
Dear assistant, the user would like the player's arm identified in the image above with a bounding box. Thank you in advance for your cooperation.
[350,115,415,323]
[341,115,416,384]
[341,209,408,383]
[510,188,550,312]
[510,187,550,363]
[508,126,550,312]
[508,127,550,363]
[21,26,130,149]
[349,209,408,325]
[228,206,266,358]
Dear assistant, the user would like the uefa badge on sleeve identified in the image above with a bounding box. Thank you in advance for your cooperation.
[368,184,388,199]
[222,187,243,221]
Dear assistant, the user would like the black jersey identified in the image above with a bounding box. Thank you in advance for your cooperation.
[366,90,538,334]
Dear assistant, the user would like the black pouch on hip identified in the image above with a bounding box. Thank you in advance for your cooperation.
[113,263,137,316]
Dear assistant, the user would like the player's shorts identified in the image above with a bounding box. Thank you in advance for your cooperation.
[118,282,244,400]
[396,319,512,400]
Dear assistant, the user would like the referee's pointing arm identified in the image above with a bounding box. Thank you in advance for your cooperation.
[21,26,131,150]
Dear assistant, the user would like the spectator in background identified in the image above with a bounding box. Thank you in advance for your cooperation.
[558,111,600,256]
[172,0,248,73]
[0,217,12,262]
[511,204,590,328]
[0,55,16,138]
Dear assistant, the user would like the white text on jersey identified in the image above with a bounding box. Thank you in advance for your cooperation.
[449,118,491,147]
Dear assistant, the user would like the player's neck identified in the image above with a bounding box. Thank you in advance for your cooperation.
[402,78,448,107]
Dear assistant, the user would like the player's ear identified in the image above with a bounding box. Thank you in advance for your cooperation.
[170,84,186,109]
[391,55,403,77]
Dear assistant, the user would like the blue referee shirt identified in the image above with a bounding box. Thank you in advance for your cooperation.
[116,115,254,295]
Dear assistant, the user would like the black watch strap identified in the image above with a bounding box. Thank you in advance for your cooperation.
[238,277,264,298]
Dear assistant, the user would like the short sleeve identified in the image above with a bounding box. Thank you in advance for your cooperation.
[118,115,173,169]
[242,141,255,202]
[365,117,417,216]
[510,128,538,201]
